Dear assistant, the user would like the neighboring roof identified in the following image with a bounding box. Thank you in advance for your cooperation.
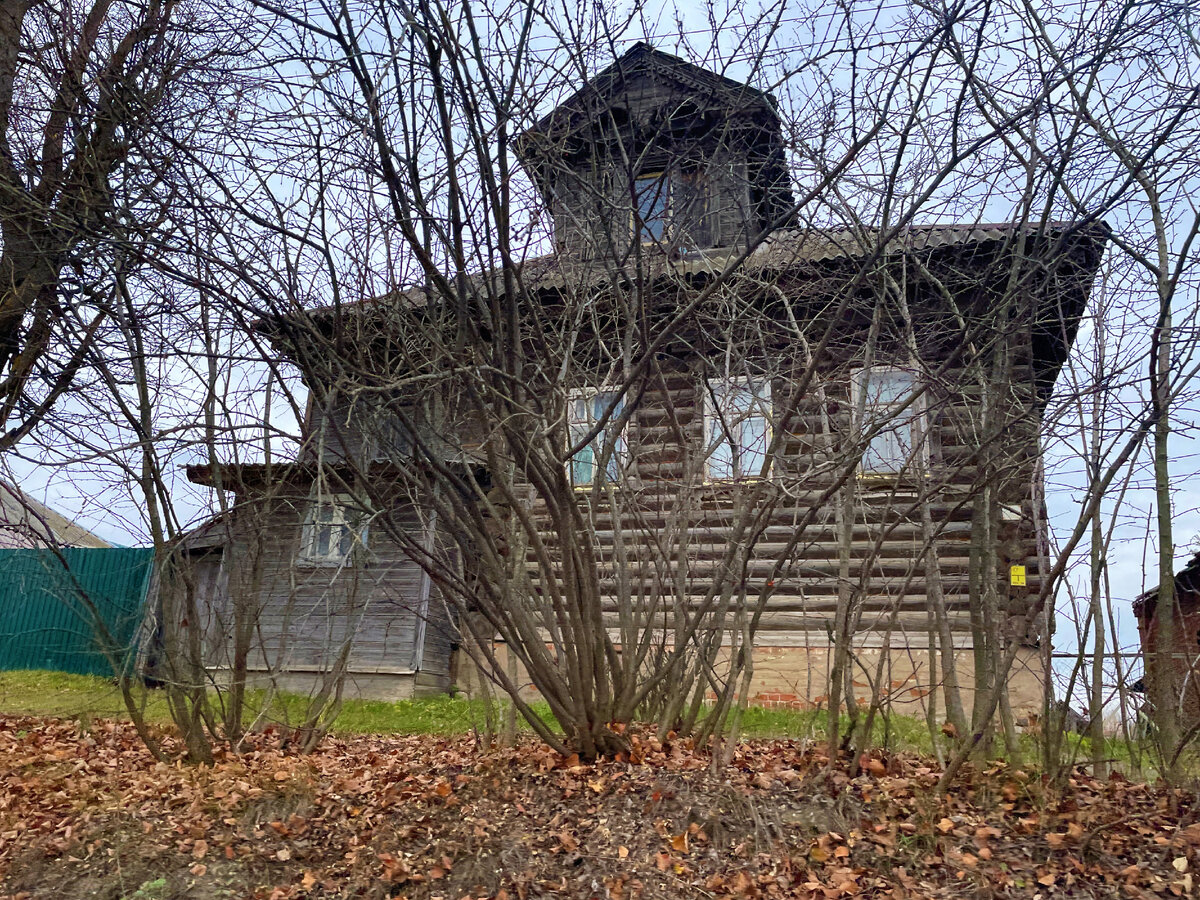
[1133,551,1200,620]
[0,480,112,549]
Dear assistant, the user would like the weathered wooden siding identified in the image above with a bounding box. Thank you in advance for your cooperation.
[196,482,454,688]
[520,347,1045,649]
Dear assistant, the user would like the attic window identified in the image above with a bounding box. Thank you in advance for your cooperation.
[635,173,668,242]
[634,169,713,249]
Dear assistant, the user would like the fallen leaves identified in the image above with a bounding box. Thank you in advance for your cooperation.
[0,714,1196,900]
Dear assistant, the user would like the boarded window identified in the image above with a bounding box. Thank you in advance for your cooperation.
[568,391,627,487]
[705,378,771,480]
[301,497,369,565]
[851,366,926,475]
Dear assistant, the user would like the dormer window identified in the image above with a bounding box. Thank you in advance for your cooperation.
[634,168,711,250]
[635,173,669,242]
[518,43,796,259]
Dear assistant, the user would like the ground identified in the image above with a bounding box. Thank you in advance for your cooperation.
[1,712,1198,900]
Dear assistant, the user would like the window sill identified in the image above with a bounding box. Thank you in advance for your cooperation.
[571,482,625,493]
[701,476,774,487]
[296,556,359,569]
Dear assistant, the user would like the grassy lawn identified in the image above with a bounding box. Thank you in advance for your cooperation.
[4,668,1149,769]
[0,669,532,736]
[0,669,168,720]
[0,668,942,750]
[0,669,577,739]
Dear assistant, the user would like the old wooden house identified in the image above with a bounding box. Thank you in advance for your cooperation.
[186,43,1107,711]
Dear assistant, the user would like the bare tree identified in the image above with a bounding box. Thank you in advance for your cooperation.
[10,0,1200,778]
[0,0,243,450]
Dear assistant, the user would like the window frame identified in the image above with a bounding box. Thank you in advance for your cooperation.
[299,495,370,566]
[703,376,773,482]
[633,171,669,244]
[567,388,629,489]
[849,365,929,478]
[632,167,714,251]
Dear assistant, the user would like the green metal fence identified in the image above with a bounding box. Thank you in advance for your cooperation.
[0,548,155,677]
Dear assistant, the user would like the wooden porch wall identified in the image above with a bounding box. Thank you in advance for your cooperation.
[195,485,457,683]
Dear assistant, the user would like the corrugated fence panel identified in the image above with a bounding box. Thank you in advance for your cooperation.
[0,548,154,676]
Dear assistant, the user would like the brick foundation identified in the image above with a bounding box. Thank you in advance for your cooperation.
[453,641,1046,717]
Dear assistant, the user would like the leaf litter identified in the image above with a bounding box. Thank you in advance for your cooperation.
[0,715,1196,899]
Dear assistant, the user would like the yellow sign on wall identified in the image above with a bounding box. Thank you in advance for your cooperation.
[1010,565,1027,587]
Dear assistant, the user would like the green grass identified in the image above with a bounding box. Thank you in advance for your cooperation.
[730,705,937,753]
[249,690,560,736]
[5,669,1151,768]
[0,669,559,738]
[0,669,940,752]
[0,669,172,720]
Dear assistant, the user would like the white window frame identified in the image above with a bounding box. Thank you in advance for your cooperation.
[300,495,370,566]
[704,377,772,481]
[850,365,929,477]
[567,389,628,488]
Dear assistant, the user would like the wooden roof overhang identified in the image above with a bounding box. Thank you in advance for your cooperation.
[186,459,405,490]
[185,458,482,491]
[255,220,1108,403]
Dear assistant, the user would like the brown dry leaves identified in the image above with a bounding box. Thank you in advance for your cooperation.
[0,716,1197,899]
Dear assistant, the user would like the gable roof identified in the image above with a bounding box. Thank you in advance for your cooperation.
[0,480,111,549]
[526,41,779,140]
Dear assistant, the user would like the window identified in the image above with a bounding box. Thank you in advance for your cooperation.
[851,366,927,476]
[705,378,771,480]
[634,173,668,242]
[633,169,713,249]
[301,497,369,564]
[568,390,627,487]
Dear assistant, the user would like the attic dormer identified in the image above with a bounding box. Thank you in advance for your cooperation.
[518,43,795,259]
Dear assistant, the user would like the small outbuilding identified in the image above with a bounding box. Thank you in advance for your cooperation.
[1132,552,1200,729]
